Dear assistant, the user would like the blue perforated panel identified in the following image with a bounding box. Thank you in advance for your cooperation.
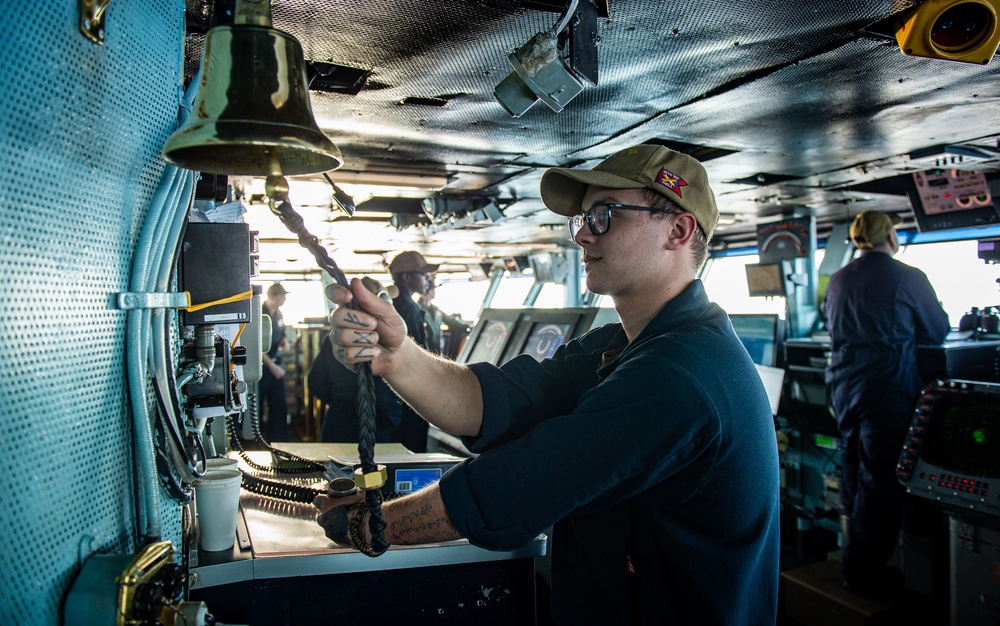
[0,1,185,624]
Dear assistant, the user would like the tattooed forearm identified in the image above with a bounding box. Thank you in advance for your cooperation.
[390,516,456,543]
[385,496,460,544]
[396,504,433,526]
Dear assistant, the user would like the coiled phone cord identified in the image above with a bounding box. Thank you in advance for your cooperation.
[225,413,332,504]
[226,408,324,475]
[239,471,323,504]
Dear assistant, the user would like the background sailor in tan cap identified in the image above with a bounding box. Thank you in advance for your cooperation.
[385,250,439,452]
[823,210,949,597]
[316,144,780,625]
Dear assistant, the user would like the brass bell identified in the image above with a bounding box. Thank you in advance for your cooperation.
[162,0,342,176]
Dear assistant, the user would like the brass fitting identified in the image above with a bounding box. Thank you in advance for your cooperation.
[354,465,387,490]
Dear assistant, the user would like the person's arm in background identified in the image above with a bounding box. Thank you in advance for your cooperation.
[327,279,484,436]
[908,270,951,344]
[262,353,285,380]
[262,303,287,379]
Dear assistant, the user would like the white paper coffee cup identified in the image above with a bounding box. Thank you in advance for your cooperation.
[194,469,243,552]
[205,457,238,472]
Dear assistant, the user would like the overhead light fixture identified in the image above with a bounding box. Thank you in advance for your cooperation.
[321,170,451,190]
[422,196,503,223]
[346,211,394,220]
[895,0,1000,65]
[493,0,598,117]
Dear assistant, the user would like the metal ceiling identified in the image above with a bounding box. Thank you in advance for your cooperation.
[184,0,1000,274]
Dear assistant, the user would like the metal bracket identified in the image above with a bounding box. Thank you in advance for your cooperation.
[567,0,599,86]
[116,292,190,310]
[79,0,113,44]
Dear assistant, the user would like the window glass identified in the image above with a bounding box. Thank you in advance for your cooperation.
[702,255,787,316]
[702,240,994,328]
[434,280,489,322]
[896,240,995,326]
[254,280,326,326]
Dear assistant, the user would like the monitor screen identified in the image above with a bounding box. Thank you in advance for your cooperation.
[980,238,1000,263]
[466,319,515,364]
[907,169,1000,232]
[521,322,574,360]
[745,263,786,298]
[730,314,783,367]
[754,364,785,416]
[919,388,1000,476]
[497,308,603,364]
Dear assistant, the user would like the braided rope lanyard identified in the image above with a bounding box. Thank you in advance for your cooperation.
[265,175,388,556]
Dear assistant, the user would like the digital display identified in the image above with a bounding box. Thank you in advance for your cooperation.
[394,468,443,494]
[912,169,991,216]
[908,169,1000,232]
[730,314,781,367]
[745,263,786,298]
[921,393,1000,476]
[979,238,1000,264]
[814,435,837,450]
[521,322,573,360]
[467,320,514,364]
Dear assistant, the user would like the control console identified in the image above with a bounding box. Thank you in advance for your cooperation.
[898,379,1000,517]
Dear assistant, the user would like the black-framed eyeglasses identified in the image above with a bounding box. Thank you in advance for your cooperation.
[568,203,680,241]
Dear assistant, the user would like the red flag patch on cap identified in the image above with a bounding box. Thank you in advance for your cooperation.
[655,168,687,198]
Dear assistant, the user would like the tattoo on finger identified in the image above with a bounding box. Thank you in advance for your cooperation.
[344,312,367,327]
[354,331,376,345]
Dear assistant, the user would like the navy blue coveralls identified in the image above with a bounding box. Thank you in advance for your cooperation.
[438,280,780,625]
[309,335,399,444]
[391,284,432,452]
[823,252,949,585]
[259,301,288,442]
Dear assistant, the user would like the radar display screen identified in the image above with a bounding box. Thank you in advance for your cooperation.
[921,391,1000,476]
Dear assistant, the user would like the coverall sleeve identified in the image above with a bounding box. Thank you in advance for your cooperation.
[905,268,950,345]
[438,349,722,550]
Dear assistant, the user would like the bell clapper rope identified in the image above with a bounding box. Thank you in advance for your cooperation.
[265,173,389,556]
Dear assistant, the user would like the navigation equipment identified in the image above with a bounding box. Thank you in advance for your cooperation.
[906,169,1000,232]
[745,262,787,298]
[898,379,1000,518]
[730,314,785,368]
[499,308,604,363]
[457,309,521,365]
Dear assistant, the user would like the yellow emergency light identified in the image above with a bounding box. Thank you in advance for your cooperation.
[895,0,1000,64]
